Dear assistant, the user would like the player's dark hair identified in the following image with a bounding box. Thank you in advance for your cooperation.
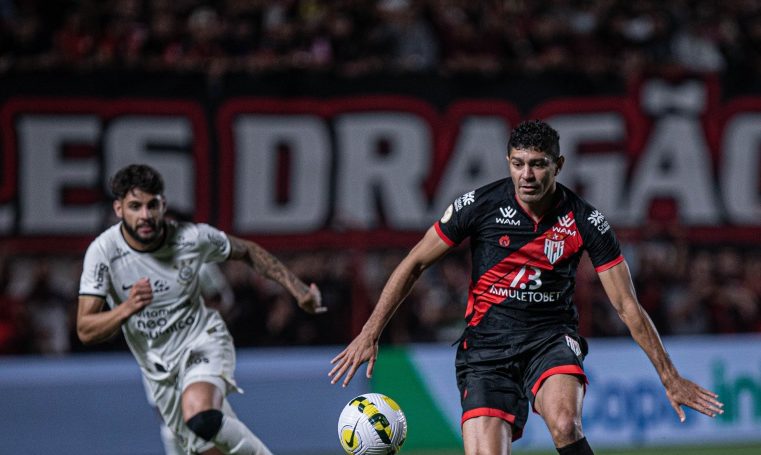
[508,120,560,160]
[110,164,164,199]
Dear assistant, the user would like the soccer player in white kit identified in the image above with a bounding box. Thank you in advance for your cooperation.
[77,164,325,455]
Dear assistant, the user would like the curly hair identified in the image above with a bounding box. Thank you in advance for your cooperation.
[508,120,560,160]
[109,164,165,199]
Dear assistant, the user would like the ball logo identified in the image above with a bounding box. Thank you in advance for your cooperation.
[340,420,362,452]
[337,393,407,455]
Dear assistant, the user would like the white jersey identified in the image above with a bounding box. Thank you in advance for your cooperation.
[79,220,232,381]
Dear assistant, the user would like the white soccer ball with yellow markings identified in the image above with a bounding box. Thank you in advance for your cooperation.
[337,393,407,455]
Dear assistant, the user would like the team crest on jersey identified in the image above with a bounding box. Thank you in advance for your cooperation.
[544,231,566,264]
[499,235,511,248]
[174,259,195,284]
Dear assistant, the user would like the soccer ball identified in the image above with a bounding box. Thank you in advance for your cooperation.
[337,393,407,455]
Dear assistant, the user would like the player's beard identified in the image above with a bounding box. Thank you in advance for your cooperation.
[123,219,165,246]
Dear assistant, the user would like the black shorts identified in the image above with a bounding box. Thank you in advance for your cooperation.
[454,332,588,441]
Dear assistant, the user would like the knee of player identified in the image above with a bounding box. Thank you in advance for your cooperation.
[547,411,583,442]
[185,409,224,441]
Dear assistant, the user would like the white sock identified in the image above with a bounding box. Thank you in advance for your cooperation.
[213,415,273,455]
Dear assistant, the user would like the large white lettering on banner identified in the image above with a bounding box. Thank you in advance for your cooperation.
[18,116,101,234]
[12,113,196,234]
[2,78,761,245]
[233,115,331,233]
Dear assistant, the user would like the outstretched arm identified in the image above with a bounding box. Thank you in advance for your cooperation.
[597,260,723,421]
[329,226,452,386]
[227,235,324,314]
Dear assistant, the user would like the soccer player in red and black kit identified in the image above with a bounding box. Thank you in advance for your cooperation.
[329,120,724,455]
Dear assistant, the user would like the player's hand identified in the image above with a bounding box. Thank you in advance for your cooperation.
[665,375,724,422]
[297,283,326,314]
[126,277,153,315]
[329,331,378,387]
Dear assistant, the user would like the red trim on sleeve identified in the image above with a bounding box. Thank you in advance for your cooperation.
[434,222,456,246]
[530,365,587,397]
[594,255,624,273]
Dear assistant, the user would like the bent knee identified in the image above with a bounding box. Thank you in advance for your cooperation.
[186,409,224,441]
[547,413,583,443]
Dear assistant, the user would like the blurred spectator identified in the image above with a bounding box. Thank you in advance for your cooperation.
[2,0,760,78]
[671,16,726,73]
[664,250,714,335]
[221,249,353,346]
[0,252,31,354]
[376,0,439,73]
[0,236,760,356]
[2,0,761,355]
[142,8,184,68]
[709,247,760,333]
[53,9,97,66]
[18,259,73,355]
[630,227,687,335]
[433,1,502,75]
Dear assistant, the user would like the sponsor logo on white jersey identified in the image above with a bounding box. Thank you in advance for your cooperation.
[92,263,108,290]
[109,247,130,262]
[152,279,171,294]
[207,231,227,249]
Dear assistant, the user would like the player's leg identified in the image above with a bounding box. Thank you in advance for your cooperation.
[182,380,272,455]
[181,326,273,455]
[462,416,511,455]
[159,422,186,455]
[526,334,593,455]
[534,374,592,453]
[455,344,528,455]
[143,374,185,455]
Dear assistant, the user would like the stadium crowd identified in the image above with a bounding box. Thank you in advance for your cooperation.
[1,229,760,356]
[1,0,760,356]
[0,0,760,79]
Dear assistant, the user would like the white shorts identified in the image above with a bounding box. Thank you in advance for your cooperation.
[143,326,242,454]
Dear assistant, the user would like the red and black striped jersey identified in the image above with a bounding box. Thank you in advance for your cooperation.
[435,178,623,351]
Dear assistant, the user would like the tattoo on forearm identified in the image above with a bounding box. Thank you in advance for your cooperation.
[248,244,308,297]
